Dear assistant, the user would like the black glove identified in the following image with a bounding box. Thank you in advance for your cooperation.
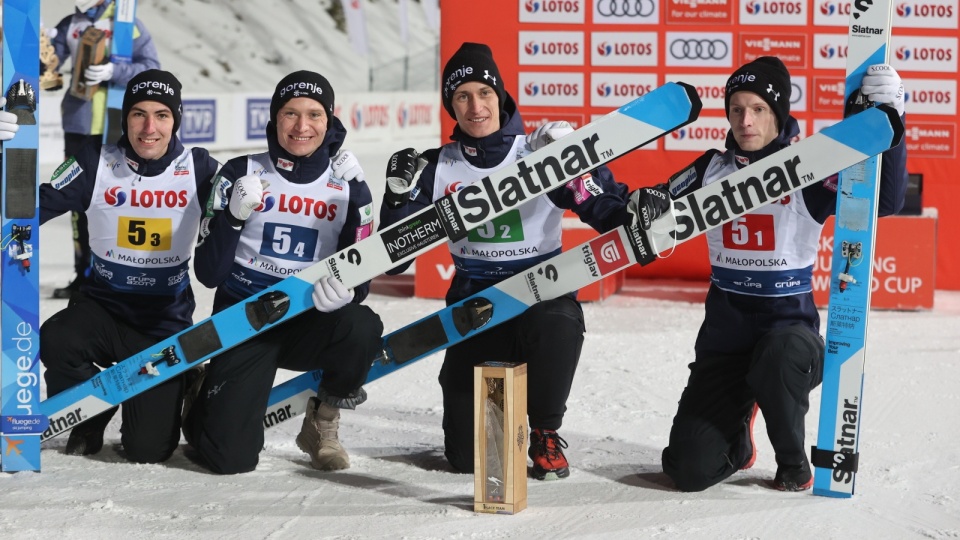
[384,148,425,207]
[627,184,672,230]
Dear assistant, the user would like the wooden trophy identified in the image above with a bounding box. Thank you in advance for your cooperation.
[474,362,527,514]
[40,25,64,91]
[69,26,107,100]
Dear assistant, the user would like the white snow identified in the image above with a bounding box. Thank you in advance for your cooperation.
[6,1,959,538]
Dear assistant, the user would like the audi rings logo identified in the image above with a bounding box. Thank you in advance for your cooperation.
[670,39,729,61]
[596,0,655,17]
[791,82,804,106]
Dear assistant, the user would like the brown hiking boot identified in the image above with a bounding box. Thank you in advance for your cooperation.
[296,397,349,471]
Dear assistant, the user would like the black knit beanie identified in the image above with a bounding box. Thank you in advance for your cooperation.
[724,56,792,131]
[441,42,505,120]
[270,70,336,122]
[122,69,182,134]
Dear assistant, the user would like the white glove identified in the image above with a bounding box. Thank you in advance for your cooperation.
[76,0,103,11]
[0,98,20,142]
[228,175,268,221]
[861,64,905,116]
[526,121,574,152]
[332,150,365,182]
[84,62,114,85]
[385,148,426,195]
[312,276,354,313]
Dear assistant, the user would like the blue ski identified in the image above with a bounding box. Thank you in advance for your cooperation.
[1,0,46,471]
[265,106,905,431]
[812,0,896,498]
[103,0,137,144]
[39,82,703,440]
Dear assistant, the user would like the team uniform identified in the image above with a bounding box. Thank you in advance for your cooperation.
[380,93,629,474]
[52,0,161,295]
[660,116,908,491]
[183,115,383,474]
[39,135,219,463]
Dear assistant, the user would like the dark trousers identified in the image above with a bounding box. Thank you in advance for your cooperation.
[439,295,585,473]
[661,324,824,492]
[184,303,384,474]
[41,294,185,463]
[64,133,99,279]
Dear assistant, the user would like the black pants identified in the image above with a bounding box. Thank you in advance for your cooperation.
[439,295,585,473]
[661,324,824,492]
[64,133,99,279]
[41,294,185,463]
[184,303,384,474]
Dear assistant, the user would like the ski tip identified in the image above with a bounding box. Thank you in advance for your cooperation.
[672,81,704,123]
[875,103,905,148]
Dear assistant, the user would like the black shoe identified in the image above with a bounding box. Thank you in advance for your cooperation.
[65,406,118,456]
[772,459,813,491]
[52,276,83,299]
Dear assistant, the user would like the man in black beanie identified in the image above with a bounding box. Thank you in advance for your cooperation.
[626,58,909,492]
[380,42,631,481]
[182,70,383,474]
[38,69,221,463]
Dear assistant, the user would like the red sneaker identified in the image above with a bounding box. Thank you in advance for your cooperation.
[740,403,760,470]
[528,429,570,480]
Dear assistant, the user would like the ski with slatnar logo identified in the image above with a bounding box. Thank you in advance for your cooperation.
[1,0,47,471]
[103,0,136,144]
[812,0,896,499]
[38,82,702,441]
[264,106,904,432]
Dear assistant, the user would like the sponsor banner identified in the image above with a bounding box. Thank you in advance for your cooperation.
[664,115,729,152]
[348,100,392,138]
[181,99,216,144]
[591,31,657,67]
[790,76,808,113]
[812,76,845,113]
[739,0,807,25]
[813,214,936,310]
[813,33,848,70]
[666,73,727,110]
[665,0,734,25]
[896,0,958,29]
[892,36,958,73]
[519,31,584,65]
[518,0,585,23]
[518,71,584,107]
[665,31,733,67]
[246,98,271,141]
[593,0,659,24]
[904,78,957,116]
[812,0,852,26]
[395,99,438,136]
[591,72,657,108]
[904,122,957,159]
[739,33,808,69]
[521,113,586,132]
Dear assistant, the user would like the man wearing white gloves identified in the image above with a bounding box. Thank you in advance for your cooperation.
[183,71,384,474]
[627,57,909,492]
[50,0,161,299]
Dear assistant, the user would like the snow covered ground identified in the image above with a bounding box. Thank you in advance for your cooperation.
[2,142,959,539]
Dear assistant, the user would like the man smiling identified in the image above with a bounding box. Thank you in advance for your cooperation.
[39,69,220,462]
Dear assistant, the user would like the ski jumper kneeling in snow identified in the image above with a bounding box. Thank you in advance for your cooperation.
[379,43,630,481]
[627,57,909,492]
[39,70,219,463]
[182,71,383,474]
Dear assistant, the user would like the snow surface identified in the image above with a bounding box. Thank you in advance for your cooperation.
[3,142,960,539]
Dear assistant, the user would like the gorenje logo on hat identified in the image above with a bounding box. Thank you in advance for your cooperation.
[132,80,176,96]
[444,65,473,97]
[280,81,324,100]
